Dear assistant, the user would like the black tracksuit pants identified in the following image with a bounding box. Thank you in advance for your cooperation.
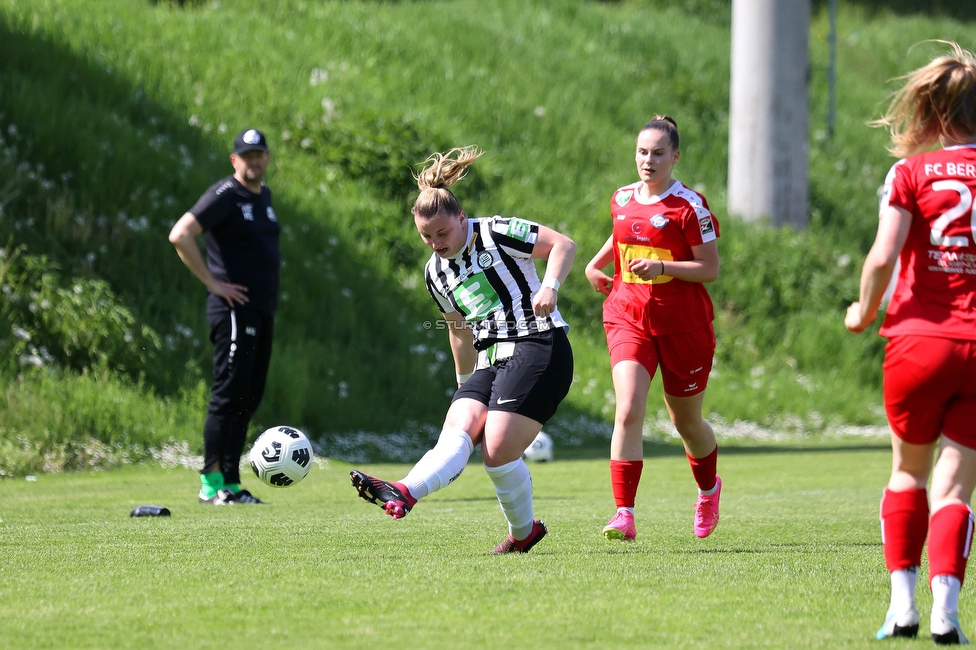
[202,305,274,485]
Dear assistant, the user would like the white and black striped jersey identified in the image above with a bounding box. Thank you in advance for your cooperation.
[424,216,569,350]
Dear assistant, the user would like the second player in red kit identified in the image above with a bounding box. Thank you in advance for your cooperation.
[585,115,722,542]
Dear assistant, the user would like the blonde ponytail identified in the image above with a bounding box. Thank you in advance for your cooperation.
[872,41,976,157]
[412,146,484,219]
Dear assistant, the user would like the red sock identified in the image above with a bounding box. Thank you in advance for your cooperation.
[880,488,929,573]
[390,481,418,508]
[610,460,643,509]
[928,503,975,587]
[686,447,718,492]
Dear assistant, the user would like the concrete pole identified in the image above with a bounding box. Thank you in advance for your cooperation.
[728,0,810,228]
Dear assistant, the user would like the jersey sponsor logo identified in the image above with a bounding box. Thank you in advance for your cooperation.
[698,216,714,237]
[927,249,976,274]
[245,326,257,336]
[240,203,254,221]
[266,207,277,222]
[618,243,672,285]
[615,190,633,207]
[453,274,502,321]
[505,218,532,242]
[631,222,643,235]
[478,251,494,268]
[651,215,668,229]
[216,180,234,195]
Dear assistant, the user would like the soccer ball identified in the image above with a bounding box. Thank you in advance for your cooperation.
[522,430,554,463]
[249,426,313,487]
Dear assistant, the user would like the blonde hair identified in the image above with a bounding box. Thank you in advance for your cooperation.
[872,41,976,158]
[412,146,484,219]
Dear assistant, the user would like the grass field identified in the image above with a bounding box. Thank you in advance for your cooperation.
[1,442,952,649]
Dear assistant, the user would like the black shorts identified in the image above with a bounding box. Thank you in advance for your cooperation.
[453,327,573,425]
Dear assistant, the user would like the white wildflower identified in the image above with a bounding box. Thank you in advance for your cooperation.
[310,68,329,86]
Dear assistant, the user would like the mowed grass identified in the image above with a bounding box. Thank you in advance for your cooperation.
[0,445,948,649]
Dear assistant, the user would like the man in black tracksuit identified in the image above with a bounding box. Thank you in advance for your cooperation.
[168,128,280,505]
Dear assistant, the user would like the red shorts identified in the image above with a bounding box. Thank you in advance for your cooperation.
[605,323,715,396]
[884,335,976,448]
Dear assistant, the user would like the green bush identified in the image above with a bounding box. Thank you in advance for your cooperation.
[0,245,161,378]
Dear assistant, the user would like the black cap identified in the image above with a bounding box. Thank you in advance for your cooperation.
[233,128,269,154]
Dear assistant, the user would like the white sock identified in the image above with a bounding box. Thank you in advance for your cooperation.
[617,507,634,515]
[888,567,919,613]
[401,428,474,500]
[484,459,534,540]
[699,483,718,497]
[932,574,962,613]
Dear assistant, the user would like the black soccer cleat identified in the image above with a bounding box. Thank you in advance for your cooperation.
[350,470,414,519]
[931,608,969,645]
[876,607,919,640]
[229,489,264,504]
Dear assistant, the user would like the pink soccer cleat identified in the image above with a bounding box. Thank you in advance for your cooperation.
[350,470,416,519]
[693,476,722,538]
[602,510,637,541]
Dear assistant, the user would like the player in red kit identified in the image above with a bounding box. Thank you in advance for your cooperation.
[845,42,976,644]
[584,116,722,542]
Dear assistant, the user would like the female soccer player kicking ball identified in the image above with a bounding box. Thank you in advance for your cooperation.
[846,41,976,645]
[350,146,576,554]
[584,116,722,542]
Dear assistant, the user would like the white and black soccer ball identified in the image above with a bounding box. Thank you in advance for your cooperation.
[522,430,554,463]
[249,426,313,487]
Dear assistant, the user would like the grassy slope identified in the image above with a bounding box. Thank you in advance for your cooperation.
[0,0,974,464]
[0,449,913,649]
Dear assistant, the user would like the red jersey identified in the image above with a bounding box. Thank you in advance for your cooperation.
[879,145,976,340]
[603,180,720,335]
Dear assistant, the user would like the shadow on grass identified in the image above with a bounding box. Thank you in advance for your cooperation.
[586,540,881,557]
[717,443,889,455]
[553,440,889,462]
